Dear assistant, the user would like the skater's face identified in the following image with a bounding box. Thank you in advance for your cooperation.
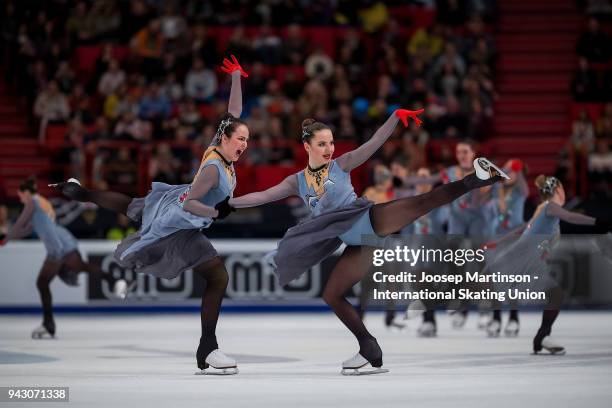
[304,129,335,167]
[221,124,249,162]
[456,143,475,169]
[17,190,32,204]
[416,168,433,194]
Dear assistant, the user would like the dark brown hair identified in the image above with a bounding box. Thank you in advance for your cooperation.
[301,118,331,143]
[19,176,37,193]
[214,113,247,144]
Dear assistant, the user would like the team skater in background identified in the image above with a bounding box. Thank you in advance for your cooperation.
[401,167,450,338]
[484,175,612,355]
[228,108,509,375]
[357,164,408,330]
[398,140,497,329]
[485,158,529,338]
[52,55,248,375]
[0,177,128,339]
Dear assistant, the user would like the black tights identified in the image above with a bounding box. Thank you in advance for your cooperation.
[36,251,114,334]
[61,183,133,215]
[194,257,230,367]
[370,173,499,236]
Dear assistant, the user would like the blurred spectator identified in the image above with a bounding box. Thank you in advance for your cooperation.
[437,0,468,27]
[54,61,76,94]
[69,83,94,124]
[106,214,137,240]
[149,143,180,184]
[407,24,445,64]
[572,58,600,101]
[588,139,612,197]
[576,17,610,63]
[184,57,217,102]
[34,81,70,122]
[283,24,308,65]
[596,102,612,139]
[253,25,282,65]
[572,110,596,154]
[114,111,152,141]
[363,165,393,203]
[98,59,126,97]
[0,204,10,240]
[106,147,138,187]
[85,116,113,144]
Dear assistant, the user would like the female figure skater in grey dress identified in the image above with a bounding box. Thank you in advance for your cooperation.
[1,178,127,339]
[486,158,529,337]
[228,109,508,374]
[52,55,248,374]
[484,175,612,354]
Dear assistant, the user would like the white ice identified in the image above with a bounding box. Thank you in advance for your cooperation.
[1,311,611,408]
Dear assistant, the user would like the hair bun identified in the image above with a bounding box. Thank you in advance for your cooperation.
[301,118,316,129]
[534,174,546,189]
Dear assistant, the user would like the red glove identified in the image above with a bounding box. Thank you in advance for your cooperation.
[508,159,523,173]
[220,54,248,78]
[395,108,424,128]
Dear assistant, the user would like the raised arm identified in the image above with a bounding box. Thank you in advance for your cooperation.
[229,175,299,208]
[546,202,596,226]
[220,55,248,118]
[4,199,35,242]
[336,109,424,172]
[182,165,221,219]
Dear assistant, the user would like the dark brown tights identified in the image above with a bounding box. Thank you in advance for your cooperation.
[193,257,230,367]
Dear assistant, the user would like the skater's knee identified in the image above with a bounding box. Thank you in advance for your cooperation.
[322,287,341,306]
[36,275,51,291]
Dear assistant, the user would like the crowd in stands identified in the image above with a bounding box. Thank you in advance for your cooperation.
[571,2,612,197]
[1,0,499,197]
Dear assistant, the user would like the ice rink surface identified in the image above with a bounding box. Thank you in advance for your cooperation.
[1,311,611,408]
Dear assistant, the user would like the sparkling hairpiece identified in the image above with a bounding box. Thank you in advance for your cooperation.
[213,118,233,144]
[540,176,560,196]
[301,129,310,141]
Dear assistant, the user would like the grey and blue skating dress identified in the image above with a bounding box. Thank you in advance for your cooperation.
[115,147,235,279]
[445,165,497,236]
[6,195,77,261]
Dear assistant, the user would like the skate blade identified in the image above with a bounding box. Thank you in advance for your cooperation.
[341,367,389,376]
[417,332,437,338]
[386,322,406,331]
[532,348,566,356]
[504,331,519,338]
[31,333,55,339]
[195,367,239,376]
[486,331,501,338]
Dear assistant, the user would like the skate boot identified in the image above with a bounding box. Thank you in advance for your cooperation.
[195,337,238,375]
[195,350,238,375]
[341,338,388,376]
[504,319,520,337]
[474,158,510,181]
[533,329,565,355]
[450,310,468,329]
[31,321,55,339]
[113,279,136,300]
[385,310,406,330]
[404,300,426,320]
[477,312,492,330]
[48,178,89,201]
[417,321,437,338]
[486,319,501,338]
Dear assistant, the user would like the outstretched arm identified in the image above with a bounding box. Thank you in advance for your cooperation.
[221,55,248,118]
[229,175,299,208]
[182,165,221,219]
[4,200,35,242]
[546,202,595,226]
[336,109,424,172]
